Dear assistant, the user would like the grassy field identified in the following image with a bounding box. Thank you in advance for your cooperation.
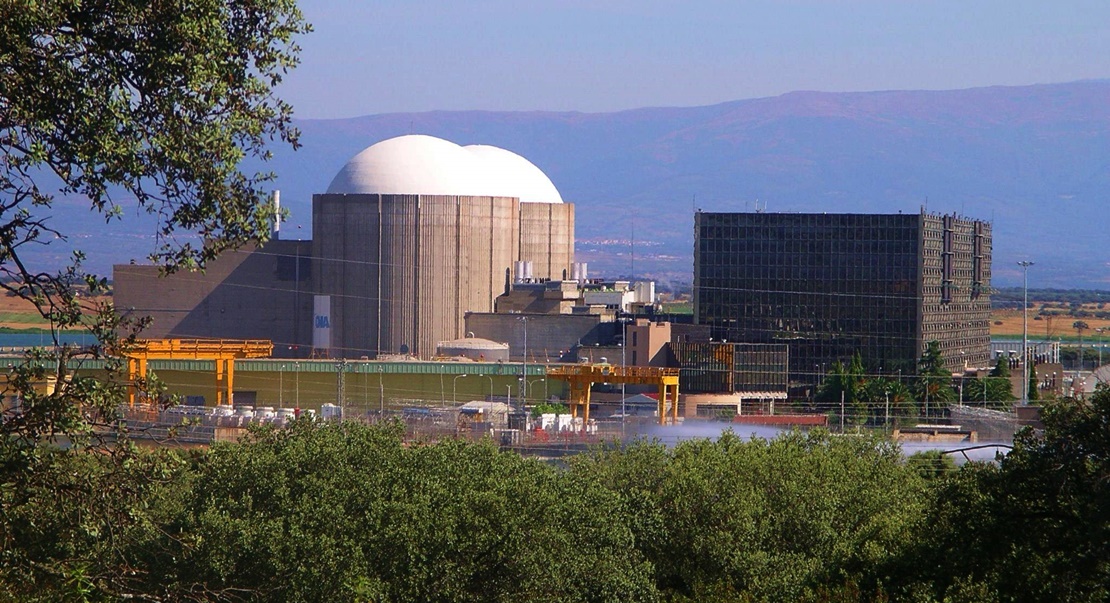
[0,293,113,331]
[0,297,49,330]
[992,302,1110,341]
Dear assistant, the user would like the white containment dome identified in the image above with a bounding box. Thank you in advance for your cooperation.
[463,144,563,203]
[326,134,485,196]
[326,134,563,203]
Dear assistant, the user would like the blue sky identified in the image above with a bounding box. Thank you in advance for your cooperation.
[280,0,1110,119]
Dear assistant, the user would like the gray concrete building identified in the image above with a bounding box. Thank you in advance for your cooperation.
[113,240,312,358]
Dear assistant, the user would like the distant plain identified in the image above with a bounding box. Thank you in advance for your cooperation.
[2,293,1108,342]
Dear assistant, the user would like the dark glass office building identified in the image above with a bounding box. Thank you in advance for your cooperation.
[694,211,991,387]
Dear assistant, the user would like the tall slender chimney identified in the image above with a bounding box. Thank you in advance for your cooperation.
[272,190,281,239]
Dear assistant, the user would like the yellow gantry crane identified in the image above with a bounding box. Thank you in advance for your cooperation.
[546,364,681,430]
[121,339,273,406]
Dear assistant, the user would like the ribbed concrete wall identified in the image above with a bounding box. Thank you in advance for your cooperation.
[314,194,534,358]
[519,202,574,280]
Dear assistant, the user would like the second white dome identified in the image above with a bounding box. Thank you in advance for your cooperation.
[326,134,563,203]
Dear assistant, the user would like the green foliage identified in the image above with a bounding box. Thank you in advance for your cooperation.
[175,421,657,602]
[0,0,310,454]
[991,287,1110,308]
[531,401,570,418]
[815,356,919,428]
[1,7,309,595]
[571,430,927,601]
[815,354,876,428]
[0,444,194,601]
[1058,346,1103,371]
[860,377,917,428]
[1,0,309,271]
[961,376,1014,410]
[9,403,1110,602]
[918,341,949,378]
[1027,370,1040,401]
[0,3,313,592]
[905,450,956,480]
[989,356,1010,379]
[893,387,1110,602]
[915,342,956,416]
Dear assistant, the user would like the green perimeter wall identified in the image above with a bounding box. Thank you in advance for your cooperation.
[56,360,564,412]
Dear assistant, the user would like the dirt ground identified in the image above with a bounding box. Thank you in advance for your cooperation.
[1,290,1107,341]
[991,304,1110,339]
[0,293,112,330]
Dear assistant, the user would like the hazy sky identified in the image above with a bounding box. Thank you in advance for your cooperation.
[281,1,1110,119]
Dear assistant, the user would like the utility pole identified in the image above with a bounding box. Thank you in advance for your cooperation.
[1018,261,1034,403]
[335,359,348,417]
[519,316,529,404]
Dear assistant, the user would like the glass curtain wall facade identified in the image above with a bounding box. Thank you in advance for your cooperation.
[671,342,789,395]
[693,211,991,387]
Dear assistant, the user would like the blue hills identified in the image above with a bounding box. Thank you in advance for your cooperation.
[50,80,1110,290]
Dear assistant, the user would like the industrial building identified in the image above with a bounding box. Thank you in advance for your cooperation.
[465,278,659,363]
[694,211,992,387]
[114,135,575,359]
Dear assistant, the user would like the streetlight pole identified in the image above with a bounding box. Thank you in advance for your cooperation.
[621,320,627,437]
[884,389,890,428]
[1018,261,1034,403]
[519,316,529,401]
[527,378,545,403]
[1097,328,1105,369]
[279,364,284,408]
[377,365,384,416]
[294,361,300,408]
[453,374,468,404]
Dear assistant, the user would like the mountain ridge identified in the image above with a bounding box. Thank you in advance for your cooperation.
[44,80,1110,290]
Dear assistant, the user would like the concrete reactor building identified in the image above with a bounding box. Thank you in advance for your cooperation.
[114,135,575,359]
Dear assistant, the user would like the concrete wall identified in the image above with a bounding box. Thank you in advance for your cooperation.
[112,240,313,357]
[519,202,574,280]
[465,312,616,363]
[314,194,528,358]
[73,362,564,411]
[627,320,672,367]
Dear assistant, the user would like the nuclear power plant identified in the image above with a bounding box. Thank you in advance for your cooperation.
[114,134,575,359]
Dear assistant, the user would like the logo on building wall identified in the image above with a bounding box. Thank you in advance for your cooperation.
[312,295,331,351]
